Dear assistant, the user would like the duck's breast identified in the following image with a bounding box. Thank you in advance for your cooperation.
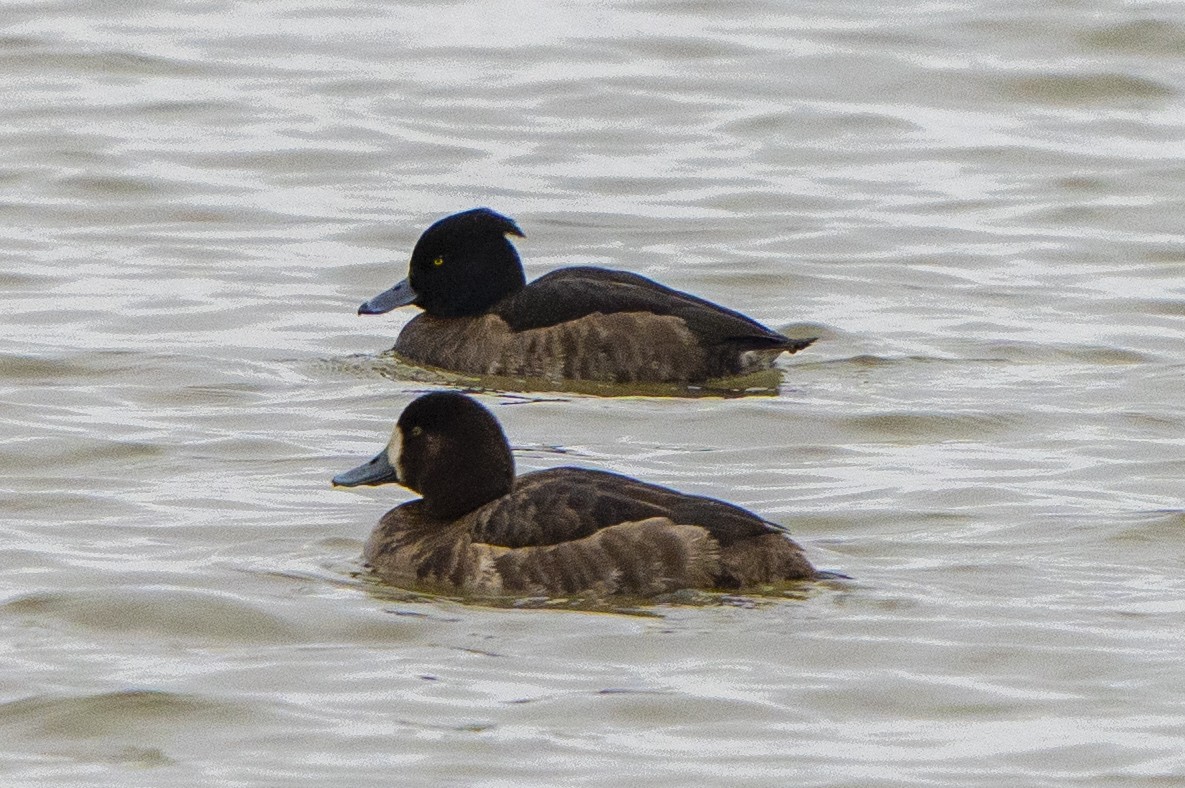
[364,504,502,593]
[392,313,514,374]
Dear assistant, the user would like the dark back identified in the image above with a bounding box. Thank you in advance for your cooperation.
[468,466,786,548]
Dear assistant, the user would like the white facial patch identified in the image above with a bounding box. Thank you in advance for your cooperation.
[386,424,405,483]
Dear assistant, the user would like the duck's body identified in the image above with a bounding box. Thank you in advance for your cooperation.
[358,209,815,384]
[334,393,818,597]
[363,467,816,596]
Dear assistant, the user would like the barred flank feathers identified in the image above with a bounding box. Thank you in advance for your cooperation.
[492,519,719,596]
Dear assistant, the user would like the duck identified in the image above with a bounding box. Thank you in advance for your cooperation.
[332,391,820,596]
[355,208,816,384]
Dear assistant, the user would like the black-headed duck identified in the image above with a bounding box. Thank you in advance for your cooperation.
[355,208,815,384]
[333,391,819,596]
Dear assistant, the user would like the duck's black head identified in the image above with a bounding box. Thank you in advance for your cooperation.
[359,208,526,318]
[333,391,515,520]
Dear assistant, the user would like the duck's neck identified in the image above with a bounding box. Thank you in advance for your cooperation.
[421,474,511,521]
[417,447,515,521]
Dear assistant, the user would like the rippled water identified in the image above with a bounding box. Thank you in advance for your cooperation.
[3,0,1185,784]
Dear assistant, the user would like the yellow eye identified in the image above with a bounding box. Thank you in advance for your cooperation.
[410,426,424,437]
[432,256,444,267]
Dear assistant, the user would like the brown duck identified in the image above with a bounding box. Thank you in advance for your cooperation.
[333,392,821,597]
[355,208,815,384]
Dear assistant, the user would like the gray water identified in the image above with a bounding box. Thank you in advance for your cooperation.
[3,0,1185,784]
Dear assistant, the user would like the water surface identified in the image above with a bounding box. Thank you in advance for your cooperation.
[3,0,1185,784]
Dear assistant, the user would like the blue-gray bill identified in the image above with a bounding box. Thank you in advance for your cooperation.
[332,450,399,487]
[358,278,417,315]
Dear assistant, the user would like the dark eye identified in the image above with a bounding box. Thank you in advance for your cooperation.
[432,256,444,267]
[410,426,424,437]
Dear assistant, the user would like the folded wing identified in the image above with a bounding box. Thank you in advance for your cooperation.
[469,467,791,549]
[495,268,813,352]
